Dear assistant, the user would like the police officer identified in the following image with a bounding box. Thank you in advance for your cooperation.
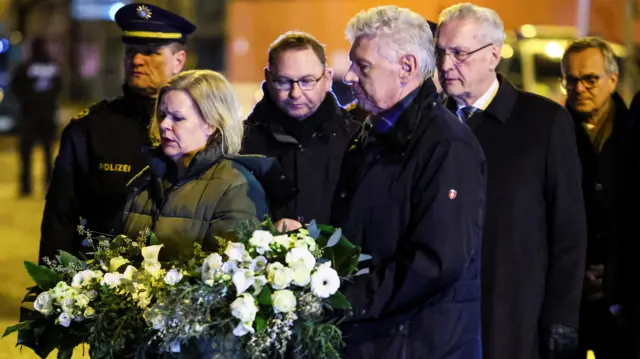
[38,3,195,263]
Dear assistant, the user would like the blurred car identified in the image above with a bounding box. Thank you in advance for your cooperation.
[498,25,628,104]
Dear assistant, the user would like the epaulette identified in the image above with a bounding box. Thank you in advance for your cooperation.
[69,99,110,121]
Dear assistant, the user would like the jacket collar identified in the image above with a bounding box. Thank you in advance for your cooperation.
[248,82,346,145]
[142,142,224,183]
[372,78,439,147]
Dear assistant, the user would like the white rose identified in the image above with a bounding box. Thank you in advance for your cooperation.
[311,266,340,298]
[232,269,255,294]
[273,235,293,249]
[33,292,54,316]
[85,290,98,301]
[272,290,297,313]
[164,269,183,285]
[267,263,294,290]
[285,247,316,271]
[230,293,258,323]
[291,265,312,287]
[109,256,130,272]
[83,307,96,318]
[101,273,123,288]
[57,312,72,327]
[249,256,268,273]
[232,322,255,337]
[249,230,273,254]
[225,242,249,262]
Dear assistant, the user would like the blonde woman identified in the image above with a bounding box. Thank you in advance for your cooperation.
[120,69,292,262]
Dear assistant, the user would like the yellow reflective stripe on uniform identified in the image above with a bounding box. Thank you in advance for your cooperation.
[122,31,182,39]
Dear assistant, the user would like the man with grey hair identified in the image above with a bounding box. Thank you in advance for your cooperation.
[436,3,587,359]
[562,36,635,359]
[331,5,486,358]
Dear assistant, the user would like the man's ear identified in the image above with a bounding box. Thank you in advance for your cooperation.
[174,50,187,73]
[488,45,502,71]
[400,54,418,85]
[324,67,334,92]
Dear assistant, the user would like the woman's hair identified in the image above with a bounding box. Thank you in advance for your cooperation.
[150,69,244,156]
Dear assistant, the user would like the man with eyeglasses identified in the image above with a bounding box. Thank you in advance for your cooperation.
[561,36,636,359]
[241,31,359,224]
[436,4,587,359]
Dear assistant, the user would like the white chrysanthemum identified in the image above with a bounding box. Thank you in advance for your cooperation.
[285,247,316,271]
[311,266,340,298]
[249,230,273,254]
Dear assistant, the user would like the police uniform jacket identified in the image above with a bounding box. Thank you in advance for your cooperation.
[241,85,359,224]
[120,142,274,261]
[39,86,153,263]
[331,79,486,359]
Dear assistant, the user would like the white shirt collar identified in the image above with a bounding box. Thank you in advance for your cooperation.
[456,78,500,111]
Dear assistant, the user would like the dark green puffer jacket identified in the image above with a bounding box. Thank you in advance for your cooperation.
[120,145,294,261]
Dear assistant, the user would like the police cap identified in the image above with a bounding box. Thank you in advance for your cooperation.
[115,3,196,46]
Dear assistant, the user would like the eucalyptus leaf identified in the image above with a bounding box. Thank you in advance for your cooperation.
[326,228,342,248]
[355,268,370,276]
[327,292,351,310]
[2,321,33,338]
[24,261,60,291]
[307,220,320,239]
[358,254,372,262]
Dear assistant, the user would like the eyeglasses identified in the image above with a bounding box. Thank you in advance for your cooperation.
[435,43,493,63]
[561,74,602,90]
[270,72,325,91]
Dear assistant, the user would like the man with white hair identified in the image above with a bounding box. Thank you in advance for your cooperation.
[331,5,486,358]
[436,3,587,359]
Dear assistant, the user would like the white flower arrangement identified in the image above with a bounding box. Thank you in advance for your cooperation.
[6,218,367,359]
